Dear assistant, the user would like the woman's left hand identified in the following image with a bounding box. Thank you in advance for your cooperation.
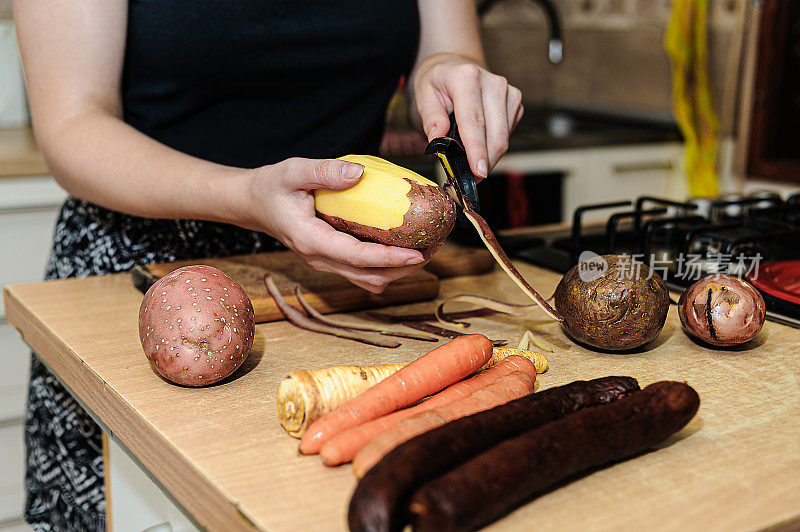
[412,53,523,181]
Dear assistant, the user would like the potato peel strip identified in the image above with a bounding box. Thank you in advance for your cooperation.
[462,209,563,322]
[293,287,438,342]
[518,329,553,353]
[264,275,400,348]
[435,295,536,329]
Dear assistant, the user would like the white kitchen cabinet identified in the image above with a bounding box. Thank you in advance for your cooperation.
[492,142,687,223]
[106,435,198,532]
[0,177,66,293]
[0,523,32,531]
[0,323,29,422]
[0,175,66,530]
[0,422,26,525]
[0,210,59,294]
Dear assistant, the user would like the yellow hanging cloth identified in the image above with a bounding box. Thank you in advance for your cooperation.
[664,0,720,197]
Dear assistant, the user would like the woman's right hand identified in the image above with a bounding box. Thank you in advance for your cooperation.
[239,157,437,294]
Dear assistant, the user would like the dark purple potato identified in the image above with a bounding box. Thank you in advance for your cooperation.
[554,254,670,351]
[678,274,765,347]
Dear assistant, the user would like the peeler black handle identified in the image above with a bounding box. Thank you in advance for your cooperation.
[424,112,481,216]
[446,111,464,147]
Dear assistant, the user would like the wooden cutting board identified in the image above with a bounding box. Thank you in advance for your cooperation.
[424,242,495,278]
[132,251,439,323]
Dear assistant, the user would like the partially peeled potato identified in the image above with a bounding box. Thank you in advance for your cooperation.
[314,155,456,249]
[678,274,765,346]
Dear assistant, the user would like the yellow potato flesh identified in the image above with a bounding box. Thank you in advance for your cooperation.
[314,155,440,231]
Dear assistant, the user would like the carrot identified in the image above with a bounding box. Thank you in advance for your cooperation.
[352,370,535,478]
[319,355,537,466]
[277,347,547,438]
[298,334,494,455]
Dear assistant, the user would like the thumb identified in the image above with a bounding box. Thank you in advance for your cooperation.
[423,113,451,141]
[302,159,364,191]
[417,87,452,140]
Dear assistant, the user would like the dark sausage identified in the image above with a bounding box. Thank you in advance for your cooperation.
[408,381,700,532]
[348,376,639,532]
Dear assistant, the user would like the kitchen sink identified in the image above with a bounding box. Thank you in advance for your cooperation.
[383,104,682,164]
[381,104,682,186]
[509,105,682,152]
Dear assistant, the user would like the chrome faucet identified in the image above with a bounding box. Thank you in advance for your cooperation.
[478,0,563,64]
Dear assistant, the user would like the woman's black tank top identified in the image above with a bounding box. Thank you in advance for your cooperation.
[122,1,420,167]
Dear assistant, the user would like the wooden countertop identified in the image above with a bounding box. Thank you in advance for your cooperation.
[0,127,49,177]
[3,262,800,531]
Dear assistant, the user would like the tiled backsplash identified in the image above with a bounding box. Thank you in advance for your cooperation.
[481,0,746,135]
[482,0,742,31]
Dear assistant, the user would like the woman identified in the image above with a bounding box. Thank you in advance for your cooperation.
[13,0,523,529]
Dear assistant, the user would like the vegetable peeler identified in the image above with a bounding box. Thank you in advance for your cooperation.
[425,112,481,226]
[424,114,562,322]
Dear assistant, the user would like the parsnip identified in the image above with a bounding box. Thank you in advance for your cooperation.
[278,364,405,438]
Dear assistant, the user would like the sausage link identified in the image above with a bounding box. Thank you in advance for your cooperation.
[348,376,639,532]
[408,381,700,531]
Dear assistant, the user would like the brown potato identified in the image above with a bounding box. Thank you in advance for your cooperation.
[553,254,670,351]
[678,274,765,346]
[315,155,456,249]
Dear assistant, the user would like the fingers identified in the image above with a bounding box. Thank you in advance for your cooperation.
[416,84,453,140]
[447,63,489,179]
[445,66,523,178]
[415,56,524,177]
[304,255,430,294]
[285,157,364,191]
[507,86,523,131]
[292,218,425,269]
[512,102,524,131]
[481,74,511,170]
[287,219,436,293]
[332,243,441,294]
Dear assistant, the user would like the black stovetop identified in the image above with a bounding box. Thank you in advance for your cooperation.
[500,194,800,327]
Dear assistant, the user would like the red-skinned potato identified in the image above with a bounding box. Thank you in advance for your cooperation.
[138,265,255,386]
[314,155,456,249]
[678,274,765,346]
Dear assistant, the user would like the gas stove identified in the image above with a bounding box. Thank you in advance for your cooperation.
[503,193,800,327]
